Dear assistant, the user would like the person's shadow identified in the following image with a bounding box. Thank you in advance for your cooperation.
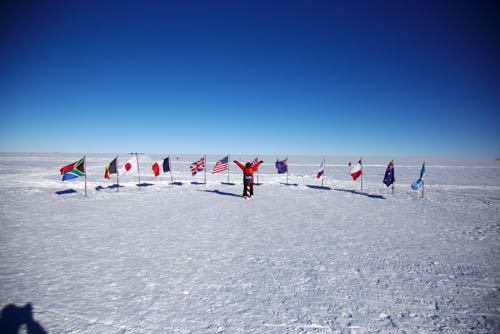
[0,303,47,334]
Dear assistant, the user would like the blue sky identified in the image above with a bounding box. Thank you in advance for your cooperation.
[1,1,499,157]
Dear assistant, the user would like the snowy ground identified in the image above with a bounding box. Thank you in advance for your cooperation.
[1,153,499,333]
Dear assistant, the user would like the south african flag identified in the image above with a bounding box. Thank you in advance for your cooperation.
[60,157,86,181]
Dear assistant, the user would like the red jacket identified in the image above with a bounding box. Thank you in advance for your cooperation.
[234,160,263,184]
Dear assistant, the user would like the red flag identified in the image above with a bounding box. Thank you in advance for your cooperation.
[152,162,160,177]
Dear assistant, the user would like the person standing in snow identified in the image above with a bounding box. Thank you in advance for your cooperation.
[234,160,263,198]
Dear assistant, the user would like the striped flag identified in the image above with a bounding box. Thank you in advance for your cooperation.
[190,156,205,176]
[212,155,229,174]
[251,156,260,169]
[316,160,325,179]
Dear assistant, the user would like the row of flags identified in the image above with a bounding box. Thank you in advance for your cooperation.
[59,156,427,196]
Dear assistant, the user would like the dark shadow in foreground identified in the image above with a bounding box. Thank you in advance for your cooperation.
[201,189,242,198]
[280,182,299,186]
[0,303,47,334]
[170,182,183,186]
[221,182,236,186]
[335,189,385,199]
[137,183,154,187]
[306,185,332,190]
[55,189,77,195]
[191,182,206,185]
[95,184,125,191]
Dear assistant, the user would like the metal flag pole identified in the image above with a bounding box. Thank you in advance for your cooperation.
[204,154,207,185]
[391,160,395,195]
[169,156,174,186]
[227,154,230,184]
[421,160,425,198]
[84,155,87,197]
[321,157,325,188]
[136,153,141,185]
[116,155,119,193]
[286,157,289,185]
[360,157,363,191]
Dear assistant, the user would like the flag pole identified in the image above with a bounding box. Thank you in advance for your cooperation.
[136,153,141,185]
[421,160,425,198]
[360,157,363,191]
[286,157,289,185]
[169,156,174,186]
[227,154,230,184]
[84,155,87,197]
[204,154,207,185]
[256,156,259,184]
[322,157,325,188]
[391,160,395,194]
[116,155,119,193]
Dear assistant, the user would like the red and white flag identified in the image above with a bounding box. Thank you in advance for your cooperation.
[348,159,362,180]
[251,156,260,169]
[212,156,229,174]
[120,157,137,175]
[190,157,205,176]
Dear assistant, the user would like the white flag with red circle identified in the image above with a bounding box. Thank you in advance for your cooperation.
[120,157,137,175]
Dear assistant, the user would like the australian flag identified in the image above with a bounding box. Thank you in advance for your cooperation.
[275,158,288,174]
[383,160,395,187]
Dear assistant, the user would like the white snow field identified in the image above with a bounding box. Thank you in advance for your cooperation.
[1,153,499,333]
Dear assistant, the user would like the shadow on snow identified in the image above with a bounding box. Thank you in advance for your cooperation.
[335,188,385,199]
[95,184,125,191]
[54,189,77,195]
[201,189,242,198]
[170,182,183,186]
[0,303,47,334]
[221,182,236,186]
[191,181,206,185]
[306,185,332,190]
[137,183,154,187]
[280,182,299,186]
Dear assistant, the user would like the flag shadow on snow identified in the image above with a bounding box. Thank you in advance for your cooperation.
[201,189,241,198]
[137,183,154,187]
[55,189,78,195]
[191,181,206,185]
[170,182,183,186]
[95,184,125,191]
[221,182,235,186]
[0,303,47,334]
[306,185,332,190]
[335,189,385,199]
[280,182,298,186]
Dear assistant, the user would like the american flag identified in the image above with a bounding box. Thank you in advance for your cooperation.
[251,156,259,168]
[212,155,229,174]
[190,156,205,176]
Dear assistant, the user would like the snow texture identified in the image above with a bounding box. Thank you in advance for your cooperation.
[1,153,499,333]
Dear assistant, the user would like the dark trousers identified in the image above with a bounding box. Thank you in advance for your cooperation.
[243,182,253,197]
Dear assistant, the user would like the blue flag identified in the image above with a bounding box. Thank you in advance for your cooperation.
[411,162,426,190]
[275,158,288,174]
[383,161,395,187]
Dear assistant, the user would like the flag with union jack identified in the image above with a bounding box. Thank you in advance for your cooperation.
[212,155,229,174]
[190,156,205,176]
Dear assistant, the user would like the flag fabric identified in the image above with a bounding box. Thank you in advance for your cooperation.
[119,157,137,175]
[162,157,171,173]
[212,155,229,174]
[275,158,288,174]
[152,161,161,176]
[61,157,85,181]
[104,157,117,179]
[316,160,325,179]
[152,157,171,176]
[348,160,362,180]
[383,161,395,187]
[190,157,205,176]
[411,162,426,190]
[251,157,260,169]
